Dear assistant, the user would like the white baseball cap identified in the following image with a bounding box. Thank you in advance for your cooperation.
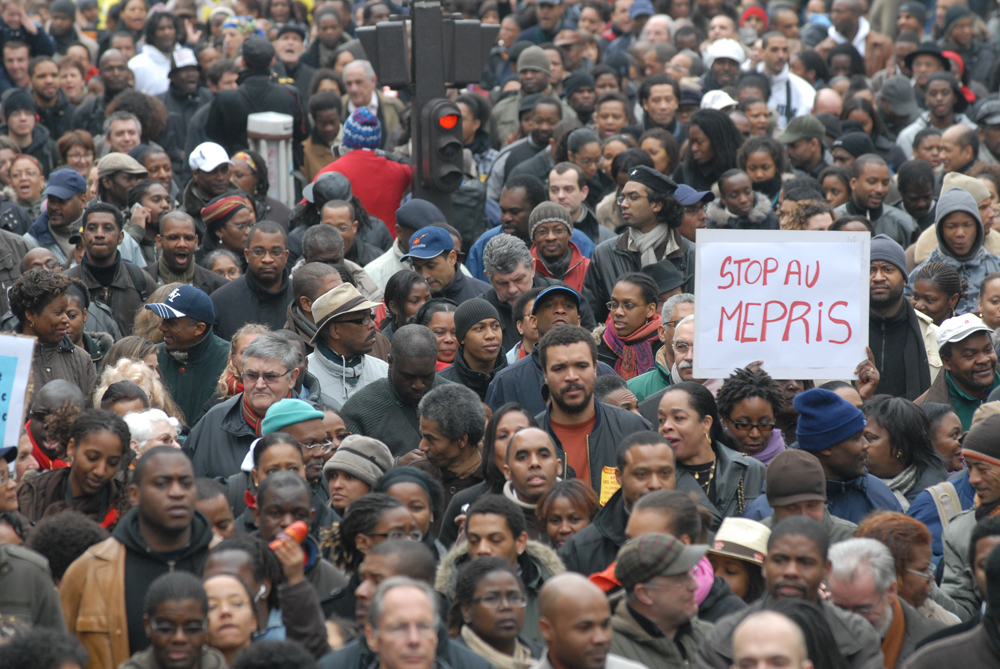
[702,89,738,110]
[189,142,233,172]
[171,47,199,72]
[705,38,746,68]
[936,314,993,349]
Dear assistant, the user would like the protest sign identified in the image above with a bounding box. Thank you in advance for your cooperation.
[693,230,870,380]
[0,333,34,448]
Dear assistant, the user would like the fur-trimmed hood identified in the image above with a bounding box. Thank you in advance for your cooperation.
[435,539,566,598]
[705,191,776,229]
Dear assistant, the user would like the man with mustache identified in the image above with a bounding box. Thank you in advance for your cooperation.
[833,155,917,249]
[918,316,1000,429]
[697,516,885,669]
[791,389,902,524]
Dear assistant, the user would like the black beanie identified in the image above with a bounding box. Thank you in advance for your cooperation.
[454,298,500,345]
[962,414,1000,465]
[242,36,275,70]
[833,131,876,158]
[3,89,36,120]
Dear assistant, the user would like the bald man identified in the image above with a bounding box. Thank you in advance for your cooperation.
[19,248,62,274]
[731,611,814,669]
[813,88,843,118]
[537,574,647,669]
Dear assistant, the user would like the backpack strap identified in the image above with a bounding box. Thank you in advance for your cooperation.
[928,481,963,529]
[123,261,149,302]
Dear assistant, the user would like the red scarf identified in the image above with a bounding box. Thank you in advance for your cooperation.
[601,314,662,380]
[242,393,265,437]
[27,420,69,471]
[226,371,244,397]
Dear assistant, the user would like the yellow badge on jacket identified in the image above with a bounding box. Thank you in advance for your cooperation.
[599,467,620,506]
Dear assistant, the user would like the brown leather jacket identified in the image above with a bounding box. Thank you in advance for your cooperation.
[819,30,894,78]
[59,536,131,669]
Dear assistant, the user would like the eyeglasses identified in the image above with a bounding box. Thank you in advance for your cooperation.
[381,622,436,639]
[472,593,528,608]
[0,469,12,486]
[66,151,94,161]
[334,313,373,326]
[228,221,254,232]
[731,420,775,433]
[149,620,207,637]
[303,438,338,453]
[575,156,601,167]
[243,369,292,385]
[673,341,691,354]
[905,566,934,582]
[366,530,423,541]
[34,259,61,270]
[248,246,285,257]
[606,301,645,312]
[616,193,649,206]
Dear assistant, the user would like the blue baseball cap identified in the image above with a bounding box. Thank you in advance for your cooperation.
[44,169,87,200]
[144,285,216,325]
[630,0,654,17]
[674,184,715,206]
[0,446,15,463]
[532,285,581,314]
[400,226,454,262]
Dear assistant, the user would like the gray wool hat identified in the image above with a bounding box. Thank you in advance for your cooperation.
[528,201,573,240]
[517,45,552,75]
[323,435,394,487]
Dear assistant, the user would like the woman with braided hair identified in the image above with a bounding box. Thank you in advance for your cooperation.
[197,192,255,264]
[911,261,967,326]
[716,367,787,465]
[321,493,420,619]
[231,149,293,228]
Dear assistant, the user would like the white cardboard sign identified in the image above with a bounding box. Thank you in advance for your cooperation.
[693,230,870,380]
[0,333,35,448]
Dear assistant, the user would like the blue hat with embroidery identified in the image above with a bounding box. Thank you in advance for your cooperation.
[343,107,382,150]
[144,285,215,325]
[400,226,454,261]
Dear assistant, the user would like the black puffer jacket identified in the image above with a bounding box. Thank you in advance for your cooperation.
[209,268,294,340]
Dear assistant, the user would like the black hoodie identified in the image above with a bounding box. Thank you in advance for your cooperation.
[113,508,214,656]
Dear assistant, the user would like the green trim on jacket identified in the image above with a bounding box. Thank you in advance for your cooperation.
[157,332,230,426]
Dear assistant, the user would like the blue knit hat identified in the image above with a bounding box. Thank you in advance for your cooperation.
[261,398,325,435]
[793,389,867,451]
[343,107,382,150]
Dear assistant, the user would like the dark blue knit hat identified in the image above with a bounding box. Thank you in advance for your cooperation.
[793,388,867,451]
[343,107,381,150]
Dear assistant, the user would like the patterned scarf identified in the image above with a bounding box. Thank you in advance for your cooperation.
[242,393,265,437]
[601,314,662,380]
[226,371,244,397]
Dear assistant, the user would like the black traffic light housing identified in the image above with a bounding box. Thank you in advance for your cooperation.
[420,98,464,193]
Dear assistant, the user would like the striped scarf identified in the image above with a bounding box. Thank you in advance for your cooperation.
[601,314,662,380]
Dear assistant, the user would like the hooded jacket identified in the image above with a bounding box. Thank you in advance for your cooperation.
[705,192,780,230]
[0,123,59,176]
[583,230,695,323]
[185,393,259,478]
[909,188,1000,315]
[59,509,214,668]
[437,345,509,401]
[308,344,390,411]
[696,595,885,669]
[755,62,817,130]
[436,539,566,645]
[531,241,589,292]
[210,268,294,340]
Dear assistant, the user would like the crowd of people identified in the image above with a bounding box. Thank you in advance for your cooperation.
[2,0,1000,668]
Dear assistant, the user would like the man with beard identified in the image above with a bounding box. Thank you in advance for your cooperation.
[151,212,227,294]
[701,39,744,93]
[866,235,934,400]
[24,168,86,264]
[792,389,902,524]
[486,96,562,201]
[536,326,650,493]
[29,57,74,142]
[639,74,687,142]
[834,155,917,248]
[340,324,449,456]
[490,46,577,150]
[827,539,944,667]
[779,116,829,180]
[65,202,155,336]
[72,49,131,137]
[918,315,1000,429]
[697,517,884,669]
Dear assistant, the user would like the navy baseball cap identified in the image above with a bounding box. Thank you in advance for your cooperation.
[44,169,87,200]
[0,446,15,463]
[630,0,654,17]
[532,285,581,314]
[144,285,216,325]
[400,226,454,261]
[674,184,715,206]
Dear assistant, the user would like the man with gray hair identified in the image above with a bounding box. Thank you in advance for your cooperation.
[341,324,451,455]
[185,331,304,477]
[122,409,181,457]
[103,110,141,154]
[342,59,404,148]
[629,293,693,403]
[828,538,944,667]
[364,576,439,669]
[481,233,596,353]
[413,384,487,515]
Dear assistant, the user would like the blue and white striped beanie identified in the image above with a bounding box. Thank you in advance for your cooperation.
[343,107,382,150]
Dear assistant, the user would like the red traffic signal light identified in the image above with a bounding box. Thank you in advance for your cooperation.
[421,99,464,193]
[438,114,459,130]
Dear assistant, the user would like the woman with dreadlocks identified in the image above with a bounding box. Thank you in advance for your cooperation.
[716,367,787,465]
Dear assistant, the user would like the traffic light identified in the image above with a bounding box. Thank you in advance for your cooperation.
[420,98,464,193]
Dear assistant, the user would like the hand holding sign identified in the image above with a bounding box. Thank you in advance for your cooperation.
[693,230,870,380]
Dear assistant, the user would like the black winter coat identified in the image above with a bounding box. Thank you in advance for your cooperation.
[437,347,508,400]
[36,89,75,145]
[204,71,307,159]
[485,349,619,416]
[210,268,294,340]
[184,393,257,479]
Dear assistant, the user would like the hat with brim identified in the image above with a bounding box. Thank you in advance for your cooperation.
[311,283,380,345]
[904,42,950,72]
[303,172,352,205]
[708,518,770,565]
[977,100,1000,126]
[674,184,714,206]
[532,285,581,314]
[615,533,708,591]
[96,152,148,178]
[0,446,15,463]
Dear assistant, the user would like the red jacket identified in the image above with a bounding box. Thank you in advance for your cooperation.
[531,241,589,292]
[314,149,412,236]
